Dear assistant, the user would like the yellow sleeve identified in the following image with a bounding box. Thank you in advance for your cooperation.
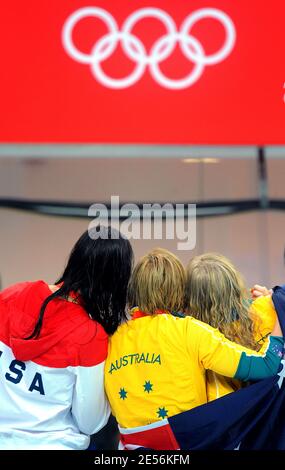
[186,317,262,378]
[185,317,283,381]
[251,295,276,345]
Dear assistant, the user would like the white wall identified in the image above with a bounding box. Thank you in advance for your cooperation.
[0,157,284,289]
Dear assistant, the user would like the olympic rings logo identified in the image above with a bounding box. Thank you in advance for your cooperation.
[62,7,236,90]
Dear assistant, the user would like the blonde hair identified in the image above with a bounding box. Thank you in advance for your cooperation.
[185,253,259,350]
[128,248,186,314]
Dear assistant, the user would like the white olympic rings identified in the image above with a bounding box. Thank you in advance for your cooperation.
[62,6,236,89]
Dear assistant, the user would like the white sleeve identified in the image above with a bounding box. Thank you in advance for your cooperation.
[71,361,111,435]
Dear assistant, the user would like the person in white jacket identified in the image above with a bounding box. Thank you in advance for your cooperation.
[0,226,133,449]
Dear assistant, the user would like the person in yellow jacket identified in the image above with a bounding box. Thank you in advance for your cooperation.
[185,253,276,401]
[105,249,283,436]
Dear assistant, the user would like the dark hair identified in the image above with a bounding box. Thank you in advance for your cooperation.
[27,226,133,338]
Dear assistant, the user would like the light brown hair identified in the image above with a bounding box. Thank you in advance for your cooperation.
[185,253,259,350]
[128,248,186,314]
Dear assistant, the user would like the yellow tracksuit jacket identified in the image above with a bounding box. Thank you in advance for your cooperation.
[105,308,282,429]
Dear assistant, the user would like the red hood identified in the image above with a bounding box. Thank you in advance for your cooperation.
[0,281,88,362]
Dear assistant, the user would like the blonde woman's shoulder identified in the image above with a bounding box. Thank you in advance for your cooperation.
[251,295,276,342]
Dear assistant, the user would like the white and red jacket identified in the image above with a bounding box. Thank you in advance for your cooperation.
[0,281,110,449]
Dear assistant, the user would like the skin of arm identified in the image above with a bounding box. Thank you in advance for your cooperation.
[251,284,272,300]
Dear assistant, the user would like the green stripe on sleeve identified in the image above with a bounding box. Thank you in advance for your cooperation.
[234,336,284,381]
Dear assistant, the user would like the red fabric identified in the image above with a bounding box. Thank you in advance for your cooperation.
[131,308,169,320]
[0,281,108,367]
[1,1,285,145]
[120,423,180,450]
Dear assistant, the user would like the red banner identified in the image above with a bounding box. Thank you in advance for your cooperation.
[0,0,284,144]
